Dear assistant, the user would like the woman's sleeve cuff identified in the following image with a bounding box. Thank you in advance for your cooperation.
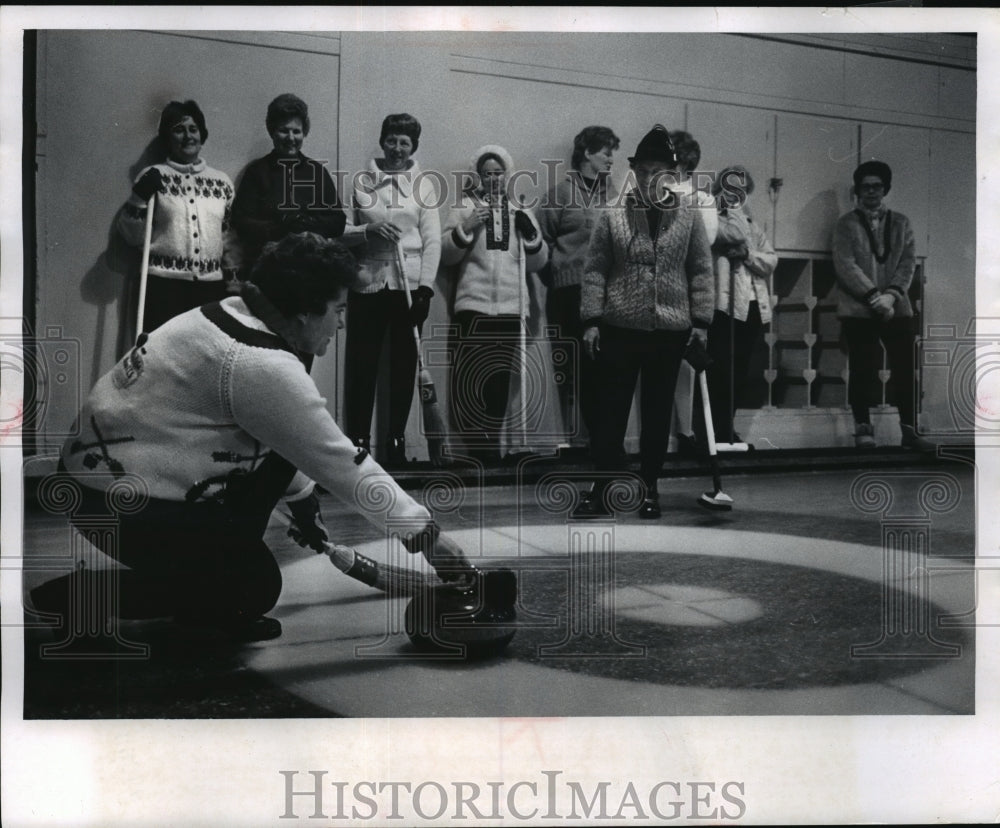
[452,225,474,248]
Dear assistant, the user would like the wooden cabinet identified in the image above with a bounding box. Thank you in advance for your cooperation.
[755,250,925,409]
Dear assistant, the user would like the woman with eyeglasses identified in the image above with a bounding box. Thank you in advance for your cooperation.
[833,160,933,451]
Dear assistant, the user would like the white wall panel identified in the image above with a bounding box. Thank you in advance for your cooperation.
[773,115,856,251]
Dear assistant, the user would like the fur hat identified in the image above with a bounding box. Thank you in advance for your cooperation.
[853,160,892,195]
[628,125,677,167]
[468,144,516,192]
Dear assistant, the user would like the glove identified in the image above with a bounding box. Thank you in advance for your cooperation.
[402,522,477,584]
[514,210,537,242]
[286,491,329,553]
[410,286,433,326]
[724,241,749,261]
[683,332,713,372]
[132,168,164,202]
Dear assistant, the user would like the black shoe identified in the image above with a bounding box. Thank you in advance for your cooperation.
[638,498,661,520]
[384,437,410,469]
[570,489,612,519]
[900,425,937,452]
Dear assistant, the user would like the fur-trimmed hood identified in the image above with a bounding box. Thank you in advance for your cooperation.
[467,144,516,194]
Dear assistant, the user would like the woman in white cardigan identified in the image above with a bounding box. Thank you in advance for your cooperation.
[341,113,441,468]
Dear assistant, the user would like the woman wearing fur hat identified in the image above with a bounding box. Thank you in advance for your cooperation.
[440,145,548,464]
[833,160,934,451]
[117,99,242,332]
[575,125,714,519]
[340,113,441,468]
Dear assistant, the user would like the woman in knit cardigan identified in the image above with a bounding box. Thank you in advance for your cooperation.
[117,99,242,332]
[576,125,714,520]
[833,160,934,451]
[440,144,548,465]
[340,113,441,468]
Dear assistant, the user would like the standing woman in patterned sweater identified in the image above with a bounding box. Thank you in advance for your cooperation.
[440,145,548,465]
[576,125,714,520]
[117,100,241,332]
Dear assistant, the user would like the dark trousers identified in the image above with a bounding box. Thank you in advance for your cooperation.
[841,316,917,427]
[591,324,689,490]
[697,304,764,443]
[31,454,294,629]
[143,275,230,333]
[451,311,521,456]
[343,288,420,443]
[546,284,597,442]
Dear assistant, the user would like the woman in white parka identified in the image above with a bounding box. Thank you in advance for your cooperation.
[440,145,548,464]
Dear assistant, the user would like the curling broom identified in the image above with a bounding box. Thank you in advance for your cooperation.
[136,194,155,335]
[396,243,448,466]
[280,509,441,597]
[697,369,735,511]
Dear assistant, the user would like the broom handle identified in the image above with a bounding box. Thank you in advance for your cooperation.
[698,369,723,492]
[136,194,155,335]
[395,243,423,362]
[517,209,528,448]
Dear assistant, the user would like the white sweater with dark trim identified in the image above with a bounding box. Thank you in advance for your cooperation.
[440,191,548,317]
[117,158,242,282]
[60,297,430,532]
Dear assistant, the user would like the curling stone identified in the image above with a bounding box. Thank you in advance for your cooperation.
[404,568,518,658]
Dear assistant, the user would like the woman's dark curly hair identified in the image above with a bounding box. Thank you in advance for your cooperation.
[571,125,621,171]
[668,130,701,173]
[158,100,208,145]
[250,233,358,317]
[266,93,311,136]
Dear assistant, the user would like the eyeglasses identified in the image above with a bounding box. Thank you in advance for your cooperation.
[859,183,885,192]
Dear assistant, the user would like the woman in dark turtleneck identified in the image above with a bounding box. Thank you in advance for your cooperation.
[232,93,346,274]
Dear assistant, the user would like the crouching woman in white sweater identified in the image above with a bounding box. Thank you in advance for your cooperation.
[32,233,474,643]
